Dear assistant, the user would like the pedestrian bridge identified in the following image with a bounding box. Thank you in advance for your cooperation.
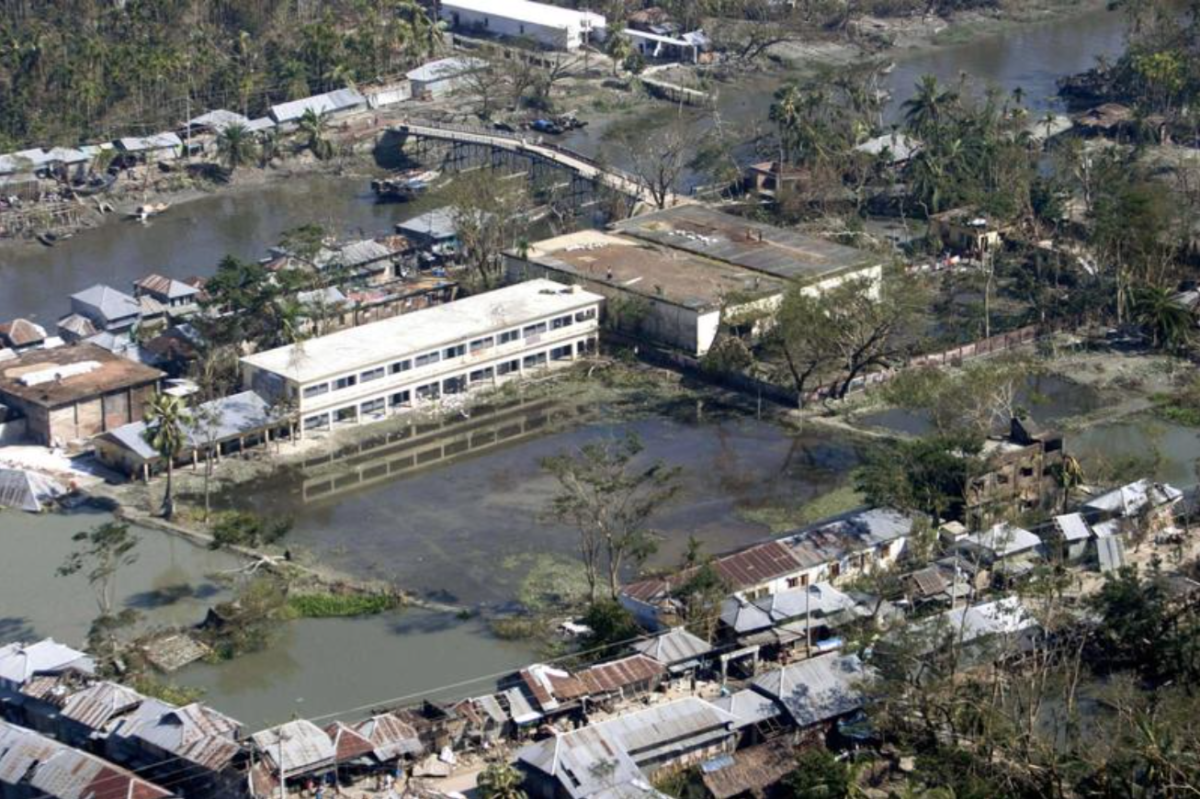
[392,120,683,208]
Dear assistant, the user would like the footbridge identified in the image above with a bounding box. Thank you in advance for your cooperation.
[392,120,683,209]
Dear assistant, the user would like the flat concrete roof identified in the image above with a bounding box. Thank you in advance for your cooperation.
[523,230,785,311]
[611,205,884,284]
[0,344,164,409]
[242,279,604,384]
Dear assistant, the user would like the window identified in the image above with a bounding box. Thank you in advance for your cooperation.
[303,383,329,399]
[390,390,411,407]
[415,351,441,368]
[550,345,572,361]
[361,398,385,414]
[443,344,466,360]
[497,359,520,376]
[786,577,800,589]
[577,338,597,356]
[499,329,521,344]
[523,352,547,369]
[522,322,547,338]
[470,367,494,383]
[1020,466,1035,478]
[551,315,574,330]
[304,413,329,430]
[443,375,467,395]
[416,383,441,401]
[361,367,385,383]
[470,336,494,353]
[391,359,412,374]
[575,308,597,322]
[334,375,357,390]
[334,406,357,423]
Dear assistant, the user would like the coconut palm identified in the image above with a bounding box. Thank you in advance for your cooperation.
[217,123,257,172]
[903,74,959,141]
[142,392,193,520]
[298,108,334,160]
[1129,285,1195,351]
[770,83,804,165]
[606,31,633,77]
[476,762,526,799]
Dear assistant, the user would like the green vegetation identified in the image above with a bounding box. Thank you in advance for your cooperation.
[0,1,440,149]
[739,484,866,533]
[129,676,206,706]
[56,521,141,673]
[286,592,400,618]
[209,510,293,550]
[855,433,984,521]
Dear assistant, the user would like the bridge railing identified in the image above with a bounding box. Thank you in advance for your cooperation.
[395,119,648,196]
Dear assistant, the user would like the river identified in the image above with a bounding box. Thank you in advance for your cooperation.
[0,4,1131,325]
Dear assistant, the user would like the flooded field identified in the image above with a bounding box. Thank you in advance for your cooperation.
[0,508,241,647]
[175,610,538,729]
[857,373,1106,437]
[1073,415,1200,489]
[218,400,863,607]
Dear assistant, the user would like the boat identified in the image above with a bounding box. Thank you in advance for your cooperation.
[371,169,443,202]
[70,173,117,197]
[36,231,72,247]
[130,202,170,221]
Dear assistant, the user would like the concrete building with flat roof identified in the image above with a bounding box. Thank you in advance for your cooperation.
[507,229,787,356]
[610,205,886,294]
[240,280,603,436]
[0,343,164,446]
[510,208,886,357]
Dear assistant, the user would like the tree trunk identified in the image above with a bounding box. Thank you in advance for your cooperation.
[162,460,175,519]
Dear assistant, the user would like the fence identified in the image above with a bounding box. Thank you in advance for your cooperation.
[628,324,1044,410]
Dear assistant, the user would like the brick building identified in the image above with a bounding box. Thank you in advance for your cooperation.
[0,344,164,446]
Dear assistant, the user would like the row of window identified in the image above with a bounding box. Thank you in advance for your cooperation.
[302,338,595,431]
[301,310,599,401]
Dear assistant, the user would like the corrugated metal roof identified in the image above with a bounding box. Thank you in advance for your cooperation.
[781,508,913,570]
[753,583,861,623]
[578,655,664,695]
[269,88,366,123]
[0,640,94,687]
[135,274,200,301]
[122,700,241,771]
[116,133,183,152]
[1085,479,1183,518]
[352,714,423,761]
[719,597,773,634]
[1055,513,1092,542]
[517,698,735,799]
[185,109,250,132]
[961,523,1041,559]
[324,722,374,763]
[57,314,98,338]
[630,628,712,665]
[0,318,47,347]
[406,57,487,83]
[60,681,143,730]
[1097,536,1127,573]
[100,391,280,462]
[749,653,867,728]
[708,690,781,729]
[714,541,803,590]
[71,284,141,322]
[251,719,336,775]
[0,468,66,512]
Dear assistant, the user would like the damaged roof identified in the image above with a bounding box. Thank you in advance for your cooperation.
[749,653,868,728]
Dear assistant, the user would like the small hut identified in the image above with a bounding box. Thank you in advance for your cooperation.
[0,468,66,512]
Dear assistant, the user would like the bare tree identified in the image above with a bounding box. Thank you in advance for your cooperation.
[622,118,704,210]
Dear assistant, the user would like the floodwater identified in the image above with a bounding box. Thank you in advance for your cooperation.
[858,373,1105,437]
[0,7,1130,320]
[0,507,241,647]
[175,610,538,729]
[559,5,1127,180]
[0,175,430,325]
[219,403,863,607]
[1073,415,1200,488]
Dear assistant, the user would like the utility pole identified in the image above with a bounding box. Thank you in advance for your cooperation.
[804,583,811,659]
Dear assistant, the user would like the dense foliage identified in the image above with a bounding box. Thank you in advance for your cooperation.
[0,0,438,149]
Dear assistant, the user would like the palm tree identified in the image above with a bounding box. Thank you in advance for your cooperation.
[903,74,958,141]
[606,31,632,77]
[217,123,257,173]
[1129,285,1195,351]
[142,392,193,520]
[477,762,526,799]
[298,108,334,160]
[770,84,804,166]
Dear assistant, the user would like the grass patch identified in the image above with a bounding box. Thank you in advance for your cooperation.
[287,592,400,618]
[739,484,866,533]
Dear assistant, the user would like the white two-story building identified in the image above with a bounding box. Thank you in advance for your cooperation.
[240,280,604,436]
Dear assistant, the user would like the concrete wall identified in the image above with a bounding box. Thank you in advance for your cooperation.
[507,259,716,355]
[0,417,27,445]
[441,5,575,49]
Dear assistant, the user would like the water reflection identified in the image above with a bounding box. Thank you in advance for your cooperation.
[220,404,862,606]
